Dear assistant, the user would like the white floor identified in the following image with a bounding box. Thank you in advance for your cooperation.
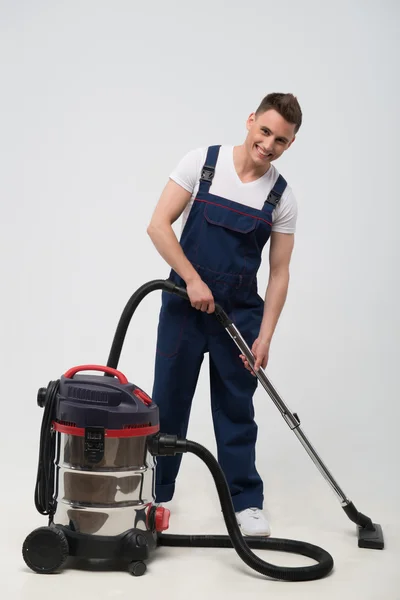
[3,445,399,600]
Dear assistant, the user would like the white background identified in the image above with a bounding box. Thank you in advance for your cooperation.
[1,1,399,598]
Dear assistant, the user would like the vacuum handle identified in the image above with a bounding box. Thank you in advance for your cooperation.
[64,364,129,384]
[163,280,232,328]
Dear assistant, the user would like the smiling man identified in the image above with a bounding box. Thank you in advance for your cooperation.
[147,93,302,536]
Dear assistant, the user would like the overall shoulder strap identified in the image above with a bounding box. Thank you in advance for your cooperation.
[198,145,221,194]
[265,174,287,208]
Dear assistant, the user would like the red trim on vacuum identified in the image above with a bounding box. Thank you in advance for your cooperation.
[53,421,159,438]
[133,388,152,405]
[63,364,129,384]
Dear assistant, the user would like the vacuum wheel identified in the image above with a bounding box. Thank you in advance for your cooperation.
[128,560,147,576]
[22,526,69,574]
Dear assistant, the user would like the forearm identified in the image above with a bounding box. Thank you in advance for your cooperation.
[258,270,290,343]
[147,222,200,284]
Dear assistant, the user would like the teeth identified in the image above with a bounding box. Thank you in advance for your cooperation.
[257,145,269,157]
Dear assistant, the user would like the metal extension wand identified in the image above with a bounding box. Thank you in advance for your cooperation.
[165,280,384,550]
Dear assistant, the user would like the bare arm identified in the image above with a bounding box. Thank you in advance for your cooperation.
[240,231,295,372]
[147,179,215,312]
[259,231,295,343]
[147,179,198,282]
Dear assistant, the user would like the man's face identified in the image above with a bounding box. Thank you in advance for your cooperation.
[245,109,296,165]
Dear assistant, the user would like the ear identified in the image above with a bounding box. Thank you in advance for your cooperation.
[246,112,256,131]
[287,136,296,149]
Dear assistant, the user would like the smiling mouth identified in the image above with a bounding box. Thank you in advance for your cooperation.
[255,144,273,159]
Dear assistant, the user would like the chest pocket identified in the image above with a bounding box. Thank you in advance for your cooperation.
[204,203,258,234]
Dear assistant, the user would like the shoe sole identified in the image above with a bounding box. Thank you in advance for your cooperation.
[238,525,271,537]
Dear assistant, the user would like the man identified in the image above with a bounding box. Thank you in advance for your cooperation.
[147,93,302,536]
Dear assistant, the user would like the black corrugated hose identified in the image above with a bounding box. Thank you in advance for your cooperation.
[107,280,334,581]
[150,435,334,582]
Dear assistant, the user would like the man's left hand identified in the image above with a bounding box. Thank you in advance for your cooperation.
[239,338,270,376]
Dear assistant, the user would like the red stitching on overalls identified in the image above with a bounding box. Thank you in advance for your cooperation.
[196,199,272,227]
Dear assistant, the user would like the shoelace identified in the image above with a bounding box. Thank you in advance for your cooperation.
[246,508,261,520]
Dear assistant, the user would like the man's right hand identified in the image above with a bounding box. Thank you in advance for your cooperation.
[186,278,215,313]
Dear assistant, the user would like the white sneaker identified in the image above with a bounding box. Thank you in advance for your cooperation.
[236,508,271,537]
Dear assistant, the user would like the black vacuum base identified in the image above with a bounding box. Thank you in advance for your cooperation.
[22,524,157,575]
[358,523,384,550]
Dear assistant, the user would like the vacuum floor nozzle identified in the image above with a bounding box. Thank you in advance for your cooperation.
[358,523,384,550]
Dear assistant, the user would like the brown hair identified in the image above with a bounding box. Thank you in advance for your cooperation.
[255,93,302,133]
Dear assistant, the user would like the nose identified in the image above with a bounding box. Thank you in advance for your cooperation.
[263,139,275,152]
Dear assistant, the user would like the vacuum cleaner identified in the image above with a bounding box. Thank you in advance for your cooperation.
[22,279,384,582]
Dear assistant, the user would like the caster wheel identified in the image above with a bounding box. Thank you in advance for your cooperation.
[22,526,69,574]
[128,560,147,576]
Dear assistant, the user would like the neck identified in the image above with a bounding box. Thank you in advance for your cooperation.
[233,144,271,182]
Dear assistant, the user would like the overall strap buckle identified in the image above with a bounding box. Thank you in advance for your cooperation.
[200,165,215,183]
[198,145,221,193]
[265,174,287,208]
[266,189,281,207]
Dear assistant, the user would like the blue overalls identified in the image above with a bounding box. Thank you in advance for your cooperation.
[152,145,287,512]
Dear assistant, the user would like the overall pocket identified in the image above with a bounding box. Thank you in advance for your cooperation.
[204,203,258,234]
[195,202,260,277]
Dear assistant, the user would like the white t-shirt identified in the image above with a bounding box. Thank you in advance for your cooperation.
[170,145,298,234]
